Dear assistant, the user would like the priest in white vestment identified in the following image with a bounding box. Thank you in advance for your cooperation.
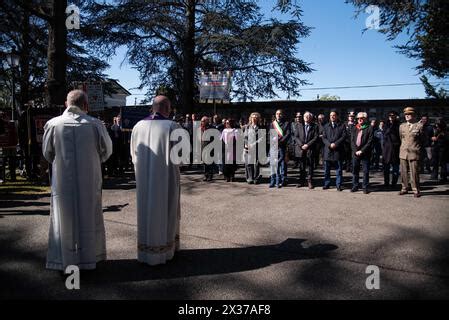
[131,95,181,265]
[42,90,112,270]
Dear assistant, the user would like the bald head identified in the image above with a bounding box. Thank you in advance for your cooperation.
[152,95,171,118]
[66,90,88,110]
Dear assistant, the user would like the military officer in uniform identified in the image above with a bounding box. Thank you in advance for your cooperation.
[399,107,424,198]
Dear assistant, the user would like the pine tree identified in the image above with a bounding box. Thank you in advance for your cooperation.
[348,0,449,78]
[84,0,313,112]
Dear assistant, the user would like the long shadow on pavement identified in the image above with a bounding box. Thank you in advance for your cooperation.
[0,200,50,208]
[0,209,50,217]
[86,238,338,284]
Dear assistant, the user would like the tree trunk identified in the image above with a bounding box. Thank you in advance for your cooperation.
[19,10,30,110]
[182,0,195,114]
[46,0,67,107]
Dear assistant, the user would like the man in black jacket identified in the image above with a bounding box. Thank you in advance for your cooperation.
[291,112,303,169]
[315,113,326,168]
[344,111,356,172]
[322,111,346,191]
[382,111,401,188]
[293,111,319,189]
[350,112,374,194]
[269,109,291,188]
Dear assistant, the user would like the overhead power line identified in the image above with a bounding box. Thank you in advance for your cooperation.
[127,82,449,94]
[300,82,449,91]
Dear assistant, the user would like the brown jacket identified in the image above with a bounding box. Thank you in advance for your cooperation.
[399,121,423,160]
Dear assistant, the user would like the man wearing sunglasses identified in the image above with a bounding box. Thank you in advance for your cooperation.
[350,112,374,194]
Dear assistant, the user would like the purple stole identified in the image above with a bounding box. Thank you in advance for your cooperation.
[144,112,168,121]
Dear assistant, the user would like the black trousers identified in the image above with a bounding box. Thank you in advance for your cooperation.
[298,155,314,182]
[352,157,370,189]
[431,149,447,180]
[223,164,236,178]
[245,163,260,182]
[204,164,214,177]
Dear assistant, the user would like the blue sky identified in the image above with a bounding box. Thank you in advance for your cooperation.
[104,0,447,105]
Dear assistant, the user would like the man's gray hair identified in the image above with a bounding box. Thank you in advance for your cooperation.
[304,111,313,118]
[67,89,88,108]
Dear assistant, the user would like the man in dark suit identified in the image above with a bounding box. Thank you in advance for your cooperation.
[344,111,356,172]
[269,109,291,188]
[383,111,401,189]
[350,112,374,194]
[315,113,326,167]
[322,111,347,191]
[291,112,303,169]
[293,111,319,189]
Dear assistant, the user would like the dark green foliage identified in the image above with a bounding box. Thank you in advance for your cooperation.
[83,0,313,108]
[348,0,449,78]
[420,75,447,99]
[0,0,109,107]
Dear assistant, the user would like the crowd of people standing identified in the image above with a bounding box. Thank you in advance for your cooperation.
[177,107,448,197]
[95,106,447,198]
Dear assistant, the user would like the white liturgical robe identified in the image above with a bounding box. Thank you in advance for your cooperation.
[131,114,181,265]
[42,106,112,270]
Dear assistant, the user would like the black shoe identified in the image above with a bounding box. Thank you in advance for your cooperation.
[248,180,254,184]
[323,186,330,190]
[351,187,358,192]
[363,189,369,194]
[336,186,343,191]
[414,192,421,198]
[203,176,209,181]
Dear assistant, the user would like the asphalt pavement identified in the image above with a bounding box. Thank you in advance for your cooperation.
[1,167,448,299]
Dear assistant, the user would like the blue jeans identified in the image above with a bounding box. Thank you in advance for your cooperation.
[270,147,287,185]
[352,158,370,189]
[324,160,343,187]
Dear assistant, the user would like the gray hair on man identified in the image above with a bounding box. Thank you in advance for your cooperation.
[67,89,88,109]
[304,111,313,118]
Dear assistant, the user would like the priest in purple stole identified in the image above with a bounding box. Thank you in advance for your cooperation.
[130,96,181,265]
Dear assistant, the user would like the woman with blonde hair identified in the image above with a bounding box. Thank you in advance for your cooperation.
[244,112,263,184]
